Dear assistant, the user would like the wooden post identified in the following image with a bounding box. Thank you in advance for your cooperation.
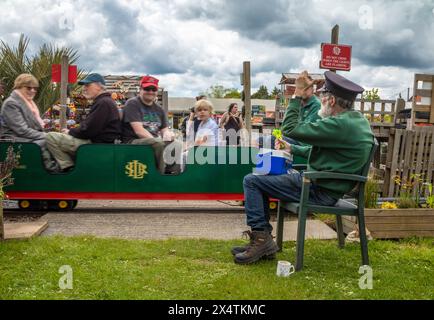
[0,202,4,240]
[430,75,434,124]
[330,25,339,73]
[60,55,69,130]
[243,61,252,140]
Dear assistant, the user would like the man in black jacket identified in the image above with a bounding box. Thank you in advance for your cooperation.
[46,73,121,172]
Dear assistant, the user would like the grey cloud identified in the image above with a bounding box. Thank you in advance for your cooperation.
[171,0,434,70]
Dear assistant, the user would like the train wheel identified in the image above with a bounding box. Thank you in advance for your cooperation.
[18,200,31,210]
[58,200,69,210]
[48,200,76,211]
[269,201,278,210]
[18,200,43,211]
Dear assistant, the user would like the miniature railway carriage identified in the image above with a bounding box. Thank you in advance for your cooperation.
[1,142,305,211]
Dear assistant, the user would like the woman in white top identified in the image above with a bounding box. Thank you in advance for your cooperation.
[186,99,218,147]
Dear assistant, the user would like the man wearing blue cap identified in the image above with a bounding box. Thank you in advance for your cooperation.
[234,71,374,265]
[46,73,121,172]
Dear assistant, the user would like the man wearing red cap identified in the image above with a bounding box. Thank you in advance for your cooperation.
[122,75,182,174]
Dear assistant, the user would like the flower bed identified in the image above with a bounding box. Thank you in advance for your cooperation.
[342,209,434,239]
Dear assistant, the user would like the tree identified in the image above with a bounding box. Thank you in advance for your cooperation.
[224,88,241,99]
[0,146,20,240]
[0,34,85,113]
[205,85,227,98]
[362,88,381,101]
[271,86,281,98]
[251,85,270,99]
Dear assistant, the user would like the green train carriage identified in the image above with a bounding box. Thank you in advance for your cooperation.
[1,142,305,210]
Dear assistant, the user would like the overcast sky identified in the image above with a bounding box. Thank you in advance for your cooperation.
[1,0,434,98]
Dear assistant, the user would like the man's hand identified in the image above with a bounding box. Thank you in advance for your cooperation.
[61,128,69,134]
[162,130,175,142]
[275,139,292,153]
[294,71,313,98]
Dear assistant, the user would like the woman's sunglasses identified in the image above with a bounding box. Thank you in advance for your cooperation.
[25,86,39,92]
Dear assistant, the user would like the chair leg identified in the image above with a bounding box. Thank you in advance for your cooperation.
[295,209,307,271]
[357,213,370,266]
[276,202,284,252]
[336,215,345,248]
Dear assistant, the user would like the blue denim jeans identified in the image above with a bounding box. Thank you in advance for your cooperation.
[257,135,300,149]
[243,170,338,232]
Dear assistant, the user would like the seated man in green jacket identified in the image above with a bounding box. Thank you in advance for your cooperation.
[233,71,374,264]
[258,71,321,149]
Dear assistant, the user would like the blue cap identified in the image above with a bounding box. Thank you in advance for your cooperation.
[78,73,105,85]
[320,71,364,101]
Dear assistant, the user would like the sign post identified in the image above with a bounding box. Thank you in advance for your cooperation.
[242,61,252,139]
[319,25,352,72]
[60,55,69,130]
[331,25,339,73]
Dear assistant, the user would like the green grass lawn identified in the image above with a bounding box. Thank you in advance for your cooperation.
[0,236,433,300]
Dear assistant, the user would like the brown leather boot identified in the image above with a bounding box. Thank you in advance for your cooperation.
[234,230,279,264]
[231,230,276,260]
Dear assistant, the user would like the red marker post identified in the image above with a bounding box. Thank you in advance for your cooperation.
[51,57,77,129]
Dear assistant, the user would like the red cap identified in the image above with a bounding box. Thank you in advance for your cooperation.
[140,75,159,89]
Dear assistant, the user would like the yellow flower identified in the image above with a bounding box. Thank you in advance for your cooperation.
[381,202,398,209]
[272,129,282,140]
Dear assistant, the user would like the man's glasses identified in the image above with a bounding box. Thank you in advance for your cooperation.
[25,86,38,92]
[142,87,158,92]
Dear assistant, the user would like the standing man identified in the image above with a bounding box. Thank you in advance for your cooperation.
[122,75,182,174]
[46,73,121,172]
[233,71,373,264]
[258,71,321,149]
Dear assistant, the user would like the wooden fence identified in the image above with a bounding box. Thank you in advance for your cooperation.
[383,127,434,197]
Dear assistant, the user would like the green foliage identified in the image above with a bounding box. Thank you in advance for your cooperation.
[0,34,85,113]
[364,176,380,209]
[251,85,269,99]
[362,88,381,101]
[423,183,434,209]
[396,197,418,209]
[204,84,227,98]
[394,174,425,208]
[271,86,280,98]
[0,146,21,200]
[223,88,241,99]
[203,84,276,100]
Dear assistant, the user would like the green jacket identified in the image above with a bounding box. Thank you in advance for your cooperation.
[284,101,374,199]
[281,95,321,141]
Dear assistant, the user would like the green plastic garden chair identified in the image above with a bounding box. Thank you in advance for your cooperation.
[276,138,378,271]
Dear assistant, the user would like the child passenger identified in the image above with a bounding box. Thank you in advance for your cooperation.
[186,99,218,147]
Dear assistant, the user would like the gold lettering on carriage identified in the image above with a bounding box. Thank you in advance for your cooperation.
[125,160,148,179]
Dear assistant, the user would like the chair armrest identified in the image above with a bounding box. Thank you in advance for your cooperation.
[292,164,307,171]
[302,171,367,182]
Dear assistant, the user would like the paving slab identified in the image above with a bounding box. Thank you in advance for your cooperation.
[4,221,48,240]
[40,212,336,241]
